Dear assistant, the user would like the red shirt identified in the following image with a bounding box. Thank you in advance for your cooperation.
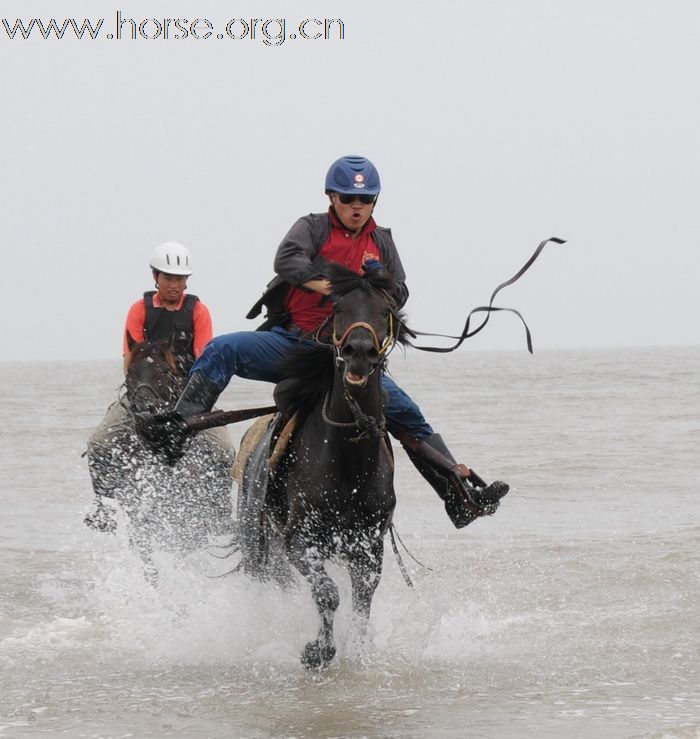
[285,210,381,331]
[123,293,213,357]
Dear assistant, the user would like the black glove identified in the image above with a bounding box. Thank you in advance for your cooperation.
[134,410,189,465]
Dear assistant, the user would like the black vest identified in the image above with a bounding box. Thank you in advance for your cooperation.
[142,291,199,375]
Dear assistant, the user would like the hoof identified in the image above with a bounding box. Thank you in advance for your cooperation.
[301,640,336,671]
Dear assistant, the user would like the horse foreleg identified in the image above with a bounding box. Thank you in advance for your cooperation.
[347,538,384,656]
[129,528,159,587]
[348,538,383,618]
[286,534,339,670]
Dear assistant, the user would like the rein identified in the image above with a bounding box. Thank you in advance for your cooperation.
[321,387,385,441]
[406,236,566,354]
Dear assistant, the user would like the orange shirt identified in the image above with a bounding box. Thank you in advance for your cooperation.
[123,293,213,357]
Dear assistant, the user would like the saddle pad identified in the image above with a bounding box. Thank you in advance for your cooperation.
[231,413,298,484]
[232,414,275,484]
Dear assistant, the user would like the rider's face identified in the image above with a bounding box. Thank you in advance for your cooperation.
[329,192,375,234]
[154,271,187,306]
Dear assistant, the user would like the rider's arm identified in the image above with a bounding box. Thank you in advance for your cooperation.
[122,299,146,374]
[192,301,213,357]
[302,278,332,295]
[375,228,409,309]
[273,215,327,287]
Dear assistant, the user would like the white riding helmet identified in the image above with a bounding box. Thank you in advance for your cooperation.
[149,241,193,276]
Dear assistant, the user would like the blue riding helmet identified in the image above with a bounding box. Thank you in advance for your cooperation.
[325,155,381,195]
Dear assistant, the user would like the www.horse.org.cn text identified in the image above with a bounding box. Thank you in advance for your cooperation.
[1,12,346,46]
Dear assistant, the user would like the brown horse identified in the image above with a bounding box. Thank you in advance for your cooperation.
[89,341,235,583]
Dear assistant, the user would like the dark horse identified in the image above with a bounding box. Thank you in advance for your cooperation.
[238,264,406,670]
[88,341,236,583]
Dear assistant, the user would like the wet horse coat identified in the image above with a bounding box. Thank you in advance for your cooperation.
[88,341,235,582]
[238,265,403,669]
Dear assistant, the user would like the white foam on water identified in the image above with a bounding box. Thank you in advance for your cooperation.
[1,348,699,738]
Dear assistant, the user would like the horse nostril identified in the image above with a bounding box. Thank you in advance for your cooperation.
[342,345,355,358]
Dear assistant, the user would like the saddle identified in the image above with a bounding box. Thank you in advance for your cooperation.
[234,412,297,580]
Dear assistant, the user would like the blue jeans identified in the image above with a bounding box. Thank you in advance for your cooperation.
[190,326,433,439]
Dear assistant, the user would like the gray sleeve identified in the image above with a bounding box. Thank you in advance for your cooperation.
[273,215,325,286]
[377,228,409,309]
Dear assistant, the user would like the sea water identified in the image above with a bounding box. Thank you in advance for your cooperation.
[1,346,698,738]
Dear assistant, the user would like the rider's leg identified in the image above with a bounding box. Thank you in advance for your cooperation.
[136,327,298,459]
[84,402,128,532]
[382,375,509,528]
[175,326,298,416]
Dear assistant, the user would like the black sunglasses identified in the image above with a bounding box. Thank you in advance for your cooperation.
[336,193,377,205]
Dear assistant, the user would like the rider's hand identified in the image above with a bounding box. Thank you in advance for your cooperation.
[362,258,382,274]
[303,278,332,295]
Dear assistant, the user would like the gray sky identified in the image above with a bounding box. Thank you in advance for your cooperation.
[1,0,698,360]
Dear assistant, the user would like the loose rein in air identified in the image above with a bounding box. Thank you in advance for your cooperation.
[404,236,566,354]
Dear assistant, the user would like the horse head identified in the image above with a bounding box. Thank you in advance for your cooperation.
[326,263,405,392]
[273,264,410,422]
[123,340,183,415]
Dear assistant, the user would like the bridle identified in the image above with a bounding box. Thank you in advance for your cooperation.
[318,298,398,438]
[120,358,181,414]
[331,311,397,374]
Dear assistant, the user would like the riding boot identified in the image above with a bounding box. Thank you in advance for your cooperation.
[135,372,221,464]
[401,433,510,529]
[173,372,221,418]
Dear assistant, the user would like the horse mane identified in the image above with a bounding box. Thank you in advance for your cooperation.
[124,340,177,373]
[274,264,411,419]
[324,262,397,300]
[324,262,414,346]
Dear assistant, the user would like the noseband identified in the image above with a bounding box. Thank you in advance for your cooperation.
[122,361,181,412]
[331,313,396,371]
[320,311,397,439]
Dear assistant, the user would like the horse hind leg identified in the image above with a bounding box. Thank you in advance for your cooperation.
[287,537,339,670]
